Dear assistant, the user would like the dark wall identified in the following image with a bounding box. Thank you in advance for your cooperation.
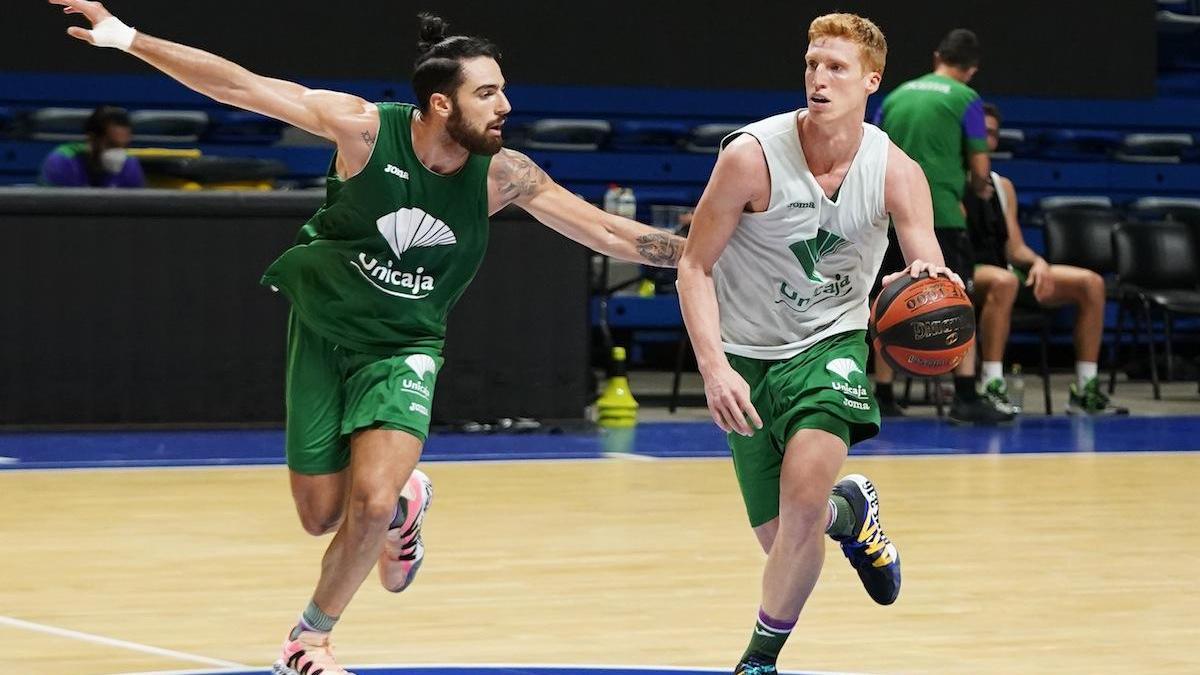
[0,189,589,427]
[10,1,1155,98]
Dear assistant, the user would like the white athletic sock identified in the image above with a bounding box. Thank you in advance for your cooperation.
[982,361,1004,385]
[826,498,837,531]
[1077,362,1098,389]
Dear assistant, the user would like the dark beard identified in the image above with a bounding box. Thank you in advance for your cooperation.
[447,106,503,155]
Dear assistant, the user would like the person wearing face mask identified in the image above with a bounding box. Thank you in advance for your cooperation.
[39,105,146,188]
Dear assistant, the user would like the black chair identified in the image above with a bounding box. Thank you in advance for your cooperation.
[1111,221,1200,399]
[1128,196,1200,226]
[1042,205,1128,393]
[1042,205,1121,294]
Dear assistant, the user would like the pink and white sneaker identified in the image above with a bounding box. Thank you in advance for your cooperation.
[272,629,354,675]
[378,468,433,593]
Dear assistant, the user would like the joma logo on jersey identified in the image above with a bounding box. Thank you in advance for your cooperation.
[776,274,852,313]
[787,201,816,209]
[789,229,851,284]
[385,164,409,180]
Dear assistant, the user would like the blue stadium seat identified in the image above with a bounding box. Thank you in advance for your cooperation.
[993,128,1029,159]
[609,120,689,152]
[1034,129,1122,161]
[684,123,741,153]
[525,119,611,151]
[203,111,285,144]
[27,107,92,141]
[1115,133,1193,163]
[129,110,209,143]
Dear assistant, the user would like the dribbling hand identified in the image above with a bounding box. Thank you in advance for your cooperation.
[881,259,964,290]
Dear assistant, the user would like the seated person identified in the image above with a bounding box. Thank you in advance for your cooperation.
[965,103,1126,415]
[39,106,145,188]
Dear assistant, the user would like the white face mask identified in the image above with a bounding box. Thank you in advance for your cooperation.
[100,148,128,175]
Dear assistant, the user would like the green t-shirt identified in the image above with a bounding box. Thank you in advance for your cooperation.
[262,103,492,354]
[875,73,989,229]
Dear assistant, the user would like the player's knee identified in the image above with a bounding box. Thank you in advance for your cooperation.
[778,482,832,531]
[346,488,399,533]
[991,272,1019,301]
[298,506,343,533]
[1082,272,1105,306]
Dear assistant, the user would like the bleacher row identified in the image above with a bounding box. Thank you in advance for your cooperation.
[3,73,1200,216]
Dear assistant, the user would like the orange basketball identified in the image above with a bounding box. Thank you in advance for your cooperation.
[870,272,975,377]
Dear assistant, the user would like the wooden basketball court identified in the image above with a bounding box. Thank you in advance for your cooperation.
[5,451,1198,674]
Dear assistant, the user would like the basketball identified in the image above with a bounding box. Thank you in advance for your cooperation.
[871,272,975,377]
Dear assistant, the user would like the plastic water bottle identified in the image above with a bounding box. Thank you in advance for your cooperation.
[617,187,637,220]
[603,184,622,214]
[1007,363,1025,413]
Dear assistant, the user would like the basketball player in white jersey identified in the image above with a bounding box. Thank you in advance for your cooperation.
[676,14,964,674]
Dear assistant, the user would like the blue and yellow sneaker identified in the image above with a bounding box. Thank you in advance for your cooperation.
[831,473,901,605]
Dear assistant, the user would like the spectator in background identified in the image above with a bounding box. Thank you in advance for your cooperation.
[39,105,145,188]
[871,28,1013,425]
[965,103,1126,415]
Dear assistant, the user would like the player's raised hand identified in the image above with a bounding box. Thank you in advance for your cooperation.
[50,0,133,50]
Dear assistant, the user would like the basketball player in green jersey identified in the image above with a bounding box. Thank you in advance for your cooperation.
[53,3,684,673]
[677,14,963,674]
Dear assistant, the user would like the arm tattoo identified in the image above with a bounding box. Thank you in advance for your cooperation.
[635,232,685,266]
[494,150,547,203]
[361,130,376,148]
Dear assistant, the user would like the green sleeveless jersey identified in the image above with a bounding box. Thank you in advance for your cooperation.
[262,103,491,355]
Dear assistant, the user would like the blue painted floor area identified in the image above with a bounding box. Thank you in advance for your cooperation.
[1,416,1199,471]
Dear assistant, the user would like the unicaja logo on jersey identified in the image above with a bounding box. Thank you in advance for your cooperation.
[826,358,863,382]
[776,228,855,313]
[789,229,851,284]
[827,358,869,402]
[351,207,457,299]
[401,354,436,401]
[405,354,437,380]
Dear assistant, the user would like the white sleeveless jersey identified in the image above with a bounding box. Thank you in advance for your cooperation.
[712,109,892,360]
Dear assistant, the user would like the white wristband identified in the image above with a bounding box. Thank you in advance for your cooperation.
[92,17,136,51]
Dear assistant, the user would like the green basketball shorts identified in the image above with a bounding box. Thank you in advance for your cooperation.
[725,330,880,527]
[285,311,442,475]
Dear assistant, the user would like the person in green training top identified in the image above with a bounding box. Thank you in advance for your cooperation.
[52,2,685,674]
[870,28,1014,425]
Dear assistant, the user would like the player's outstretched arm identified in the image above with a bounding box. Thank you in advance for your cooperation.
[487,148,684,267]
[51,0,378,173]
[676,136,765,436]
[882,142,963,289]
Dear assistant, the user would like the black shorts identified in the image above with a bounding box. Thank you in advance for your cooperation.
[873,227,976,298]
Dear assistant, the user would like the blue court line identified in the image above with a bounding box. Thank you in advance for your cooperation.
[1,416,1199,471]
